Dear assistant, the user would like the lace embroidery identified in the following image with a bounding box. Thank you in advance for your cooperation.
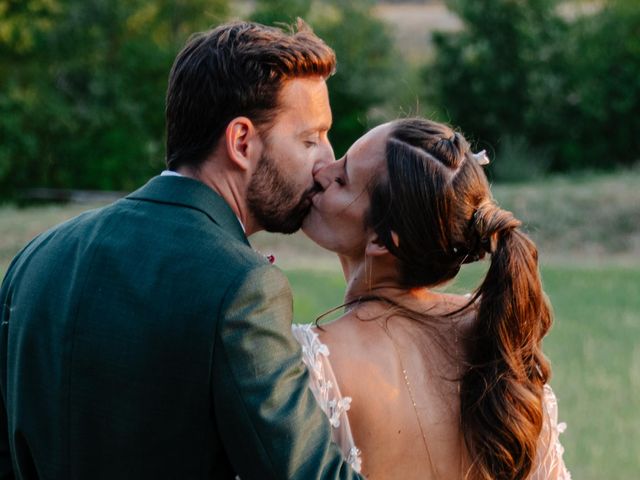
[529,384,572,479]
[292,324,362,473]
[347,446,362,474]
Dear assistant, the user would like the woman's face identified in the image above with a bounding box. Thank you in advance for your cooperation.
[303,122,393,256]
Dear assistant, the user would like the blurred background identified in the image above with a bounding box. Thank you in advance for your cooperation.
[1,0,639,477]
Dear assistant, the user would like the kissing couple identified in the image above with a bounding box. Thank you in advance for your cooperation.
[0,20,570,480]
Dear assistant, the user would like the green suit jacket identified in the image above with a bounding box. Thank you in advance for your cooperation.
[0,176,363,480]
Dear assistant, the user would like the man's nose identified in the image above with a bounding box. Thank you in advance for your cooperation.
[312,160,336,191]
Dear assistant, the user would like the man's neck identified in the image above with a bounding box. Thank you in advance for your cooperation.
[175,163,259,235]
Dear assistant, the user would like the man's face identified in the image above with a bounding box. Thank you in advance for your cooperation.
[247,77,334,234]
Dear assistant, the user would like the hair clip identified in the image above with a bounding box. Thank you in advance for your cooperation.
[473,149,490,166]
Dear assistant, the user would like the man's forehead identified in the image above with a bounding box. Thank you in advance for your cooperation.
[278,78,330,111]
[280,76,328,97]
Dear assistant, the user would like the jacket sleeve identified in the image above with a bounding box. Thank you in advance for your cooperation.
[0,265,16,479]
[211,264,364,480]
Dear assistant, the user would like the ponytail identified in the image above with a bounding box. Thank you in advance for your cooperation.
[460,203,552,480]
[370,118,554,479]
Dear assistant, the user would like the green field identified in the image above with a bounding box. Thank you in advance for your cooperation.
[1,170,639,479]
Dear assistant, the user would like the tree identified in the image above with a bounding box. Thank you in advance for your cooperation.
[251,0,312,26]
[426,0,640,176]
[0,0,228,197]
[426,0,565,171]
[554,0,640,169]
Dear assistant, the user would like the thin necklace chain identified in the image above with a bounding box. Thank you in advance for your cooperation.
[379,321,441,479]
[351,297,468,478]
[379,319,466,480]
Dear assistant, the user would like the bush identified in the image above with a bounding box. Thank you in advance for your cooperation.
[491,135,551,183]
[251,0,312,26]
[426,0,640,178]
[0,0,228,198]
[553,0,640,170]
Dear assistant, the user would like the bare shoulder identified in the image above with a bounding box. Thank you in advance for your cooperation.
[315,311,375,368]
[314,309,396,399]
[316,310,386,358]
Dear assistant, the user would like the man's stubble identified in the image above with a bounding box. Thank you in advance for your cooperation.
[247,148,317,234]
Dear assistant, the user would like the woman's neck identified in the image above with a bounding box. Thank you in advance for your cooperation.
[338,253,458,318]
[339,253,430,305]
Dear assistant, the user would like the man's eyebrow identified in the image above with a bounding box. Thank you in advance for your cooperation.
[298,124,331,136]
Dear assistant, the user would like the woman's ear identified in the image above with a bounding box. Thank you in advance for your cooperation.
[365,232,387,257]
[390,231,400,248]
[365,230,400,257]
[224,117,261,171]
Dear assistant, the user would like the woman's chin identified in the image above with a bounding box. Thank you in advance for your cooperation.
[301,220,322,246]
[301,216,334,252]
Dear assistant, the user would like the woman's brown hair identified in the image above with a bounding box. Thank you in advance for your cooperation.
[366,118,552,479]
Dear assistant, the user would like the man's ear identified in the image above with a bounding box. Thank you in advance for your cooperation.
[224,117,261,171]
[365,230,400,257]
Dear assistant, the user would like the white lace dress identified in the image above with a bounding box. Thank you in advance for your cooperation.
[291,323,571,479]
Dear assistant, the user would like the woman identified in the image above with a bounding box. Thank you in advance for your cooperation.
[293,118,570,479]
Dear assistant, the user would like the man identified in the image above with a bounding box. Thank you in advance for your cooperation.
[0,20,363,479]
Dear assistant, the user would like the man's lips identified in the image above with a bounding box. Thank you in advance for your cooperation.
[309,191,323,208]
[310,181,324,196]
[305,182,324,205]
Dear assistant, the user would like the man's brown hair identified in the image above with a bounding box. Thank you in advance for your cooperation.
[165,19,336,170]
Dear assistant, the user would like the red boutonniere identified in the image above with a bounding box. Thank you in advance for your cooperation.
[255,250,276,264]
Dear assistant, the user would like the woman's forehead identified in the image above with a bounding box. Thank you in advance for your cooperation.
[348,122,393,167]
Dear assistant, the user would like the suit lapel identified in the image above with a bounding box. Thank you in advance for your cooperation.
[127,176,249,246]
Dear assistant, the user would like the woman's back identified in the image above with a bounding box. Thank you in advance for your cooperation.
[317,294,472,479]
[297,292,571,479]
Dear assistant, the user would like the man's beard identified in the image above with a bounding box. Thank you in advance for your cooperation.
[247,150,317,234]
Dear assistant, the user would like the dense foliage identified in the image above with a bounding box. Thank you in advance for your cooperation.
[1,0,638,195]
[555,0,640,172]
[0,0,397,197]
[426,0,640,180]
[0,0,227,197]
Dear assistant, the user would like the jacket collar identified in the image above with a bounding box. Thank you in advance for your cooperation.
[126,175,249,246]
